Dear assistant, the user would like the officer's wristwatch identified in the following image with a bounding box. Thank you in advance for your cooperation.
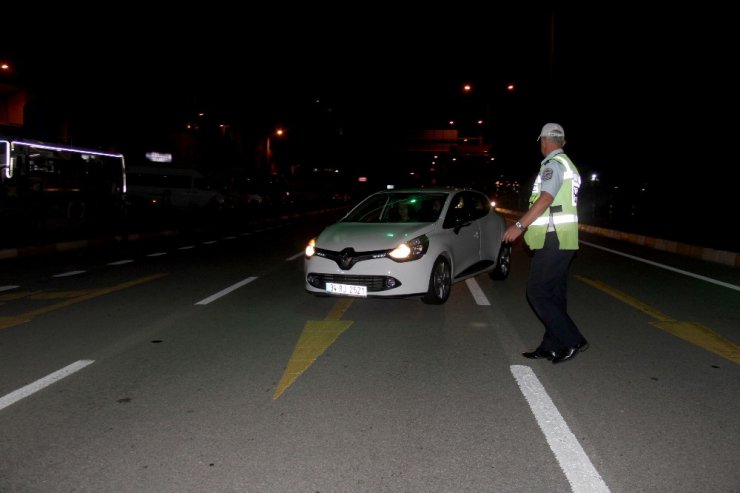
[515,221,525,231]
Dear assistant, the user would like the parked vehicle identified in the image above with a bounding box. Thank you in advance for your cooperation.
[304,187,511,304]
[126,166,224,211]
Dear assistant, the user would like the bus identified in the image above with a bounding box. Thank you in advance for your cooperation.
[0,137,127,238]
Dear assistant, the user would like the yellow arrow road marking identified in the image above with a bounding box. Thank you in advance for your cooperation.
[325,298,353,320]
[273,298,355,400]
[29,290,96,300]
[576,275,740,364]
[650,320,740,363]
[1,291,40,302]
[0,273,168,331]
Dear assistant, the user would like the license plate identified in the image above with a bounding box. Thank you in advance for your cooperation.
[326,282,367,297]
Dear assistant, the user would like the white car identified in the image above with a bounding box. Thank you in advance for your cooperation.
[304,187,511,304]
[126,166,225,210]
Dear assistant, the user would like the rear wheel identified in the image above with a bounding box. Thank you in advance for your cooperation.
[422,256,452,304]
[489,243,511,280]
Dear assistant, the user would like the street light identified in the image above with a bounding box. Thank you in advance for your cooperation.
[266,127,285,175]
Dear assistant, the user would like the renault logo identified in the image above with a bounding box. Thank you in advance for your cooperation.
[339,248,355,270]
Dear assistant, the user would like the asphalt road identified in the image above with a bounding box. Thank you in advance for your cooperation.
[0,214,738,492]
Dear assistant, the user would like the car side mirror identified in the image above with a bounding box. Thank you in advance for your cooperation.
[453,214,471,234]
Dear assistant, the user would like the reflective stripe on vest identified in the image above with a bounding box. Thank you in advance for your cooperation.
[529,213,578,226]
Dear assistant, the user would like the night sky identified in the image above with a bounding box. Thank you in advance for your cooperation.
[2,8,735,246]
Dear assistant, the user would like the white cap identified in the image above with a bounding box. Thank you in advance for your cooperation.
[537,122,564,141]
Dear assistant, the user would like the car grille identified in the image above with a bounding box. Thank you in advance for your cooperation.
[314,247,388,270]
[307,273,401,292]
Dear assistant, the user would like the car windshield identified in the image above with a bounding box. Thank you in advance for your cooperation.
[342,192,448,223]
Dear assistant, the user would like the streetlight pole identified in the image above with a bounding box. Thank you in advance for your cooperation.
[266,128,284,175]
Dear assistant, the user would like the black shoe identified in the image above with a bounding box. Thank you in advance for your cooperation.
[552,346,580,364]
[522,347,556,360]
[576,340,589,352]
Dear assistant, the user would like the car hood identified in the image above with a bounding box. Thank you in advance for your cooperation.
[316,222,434,251]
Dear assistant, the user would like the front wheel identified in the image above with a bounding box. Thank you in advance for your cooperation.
[422,256,452,304]
[489,243,511,280]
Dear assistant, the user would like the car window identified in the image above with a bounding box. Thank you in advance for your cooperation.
[419,195,446,222]
[441,191,490,227]
[342,192,448,223]
[443,192,465,223]
[342,194,389,222]
[468,192,491,221]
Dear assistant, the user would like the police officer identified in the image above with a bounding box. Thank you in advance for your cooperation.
[502,123,588,364]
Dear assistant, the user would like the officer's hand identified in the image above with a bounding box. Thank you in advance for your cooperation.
[503,224,523,244]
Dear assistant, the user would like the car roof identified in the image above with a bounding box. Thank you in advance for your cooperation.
[379,187,456,193]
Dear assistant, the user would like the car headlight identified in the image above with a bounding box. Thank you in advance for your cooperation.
[389,235,428,262]
[305,238,316,258]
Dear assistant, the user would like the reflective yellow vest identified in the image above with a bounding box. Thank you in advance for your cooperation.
[524,153,581,250]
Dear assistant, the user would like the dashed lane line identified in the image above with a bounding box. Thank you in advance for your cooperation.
[0,360,95,411]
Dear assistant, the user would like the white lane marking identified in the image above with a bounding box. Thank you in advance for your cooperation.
[239,232,252,237]
[0,285,20,292]
[52,270,86,278]
[465,278,490,305]
[195,277,258,305]
[580,240,740,291]
[286,251,304,261]
[511,365,610,493]
[107,259,134,265]
[178,245,196,250]
[0,360,94,411]
[146,252,167,257]
[202,240,218,245]
[223,236,236,240]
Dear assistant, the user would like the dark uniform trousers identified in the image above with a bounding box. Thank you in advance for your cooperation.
[526,231,585,352]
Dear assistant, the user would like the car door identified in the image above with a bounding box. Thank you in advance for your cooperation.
[444,191,481,275]
[473,192,504,262]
